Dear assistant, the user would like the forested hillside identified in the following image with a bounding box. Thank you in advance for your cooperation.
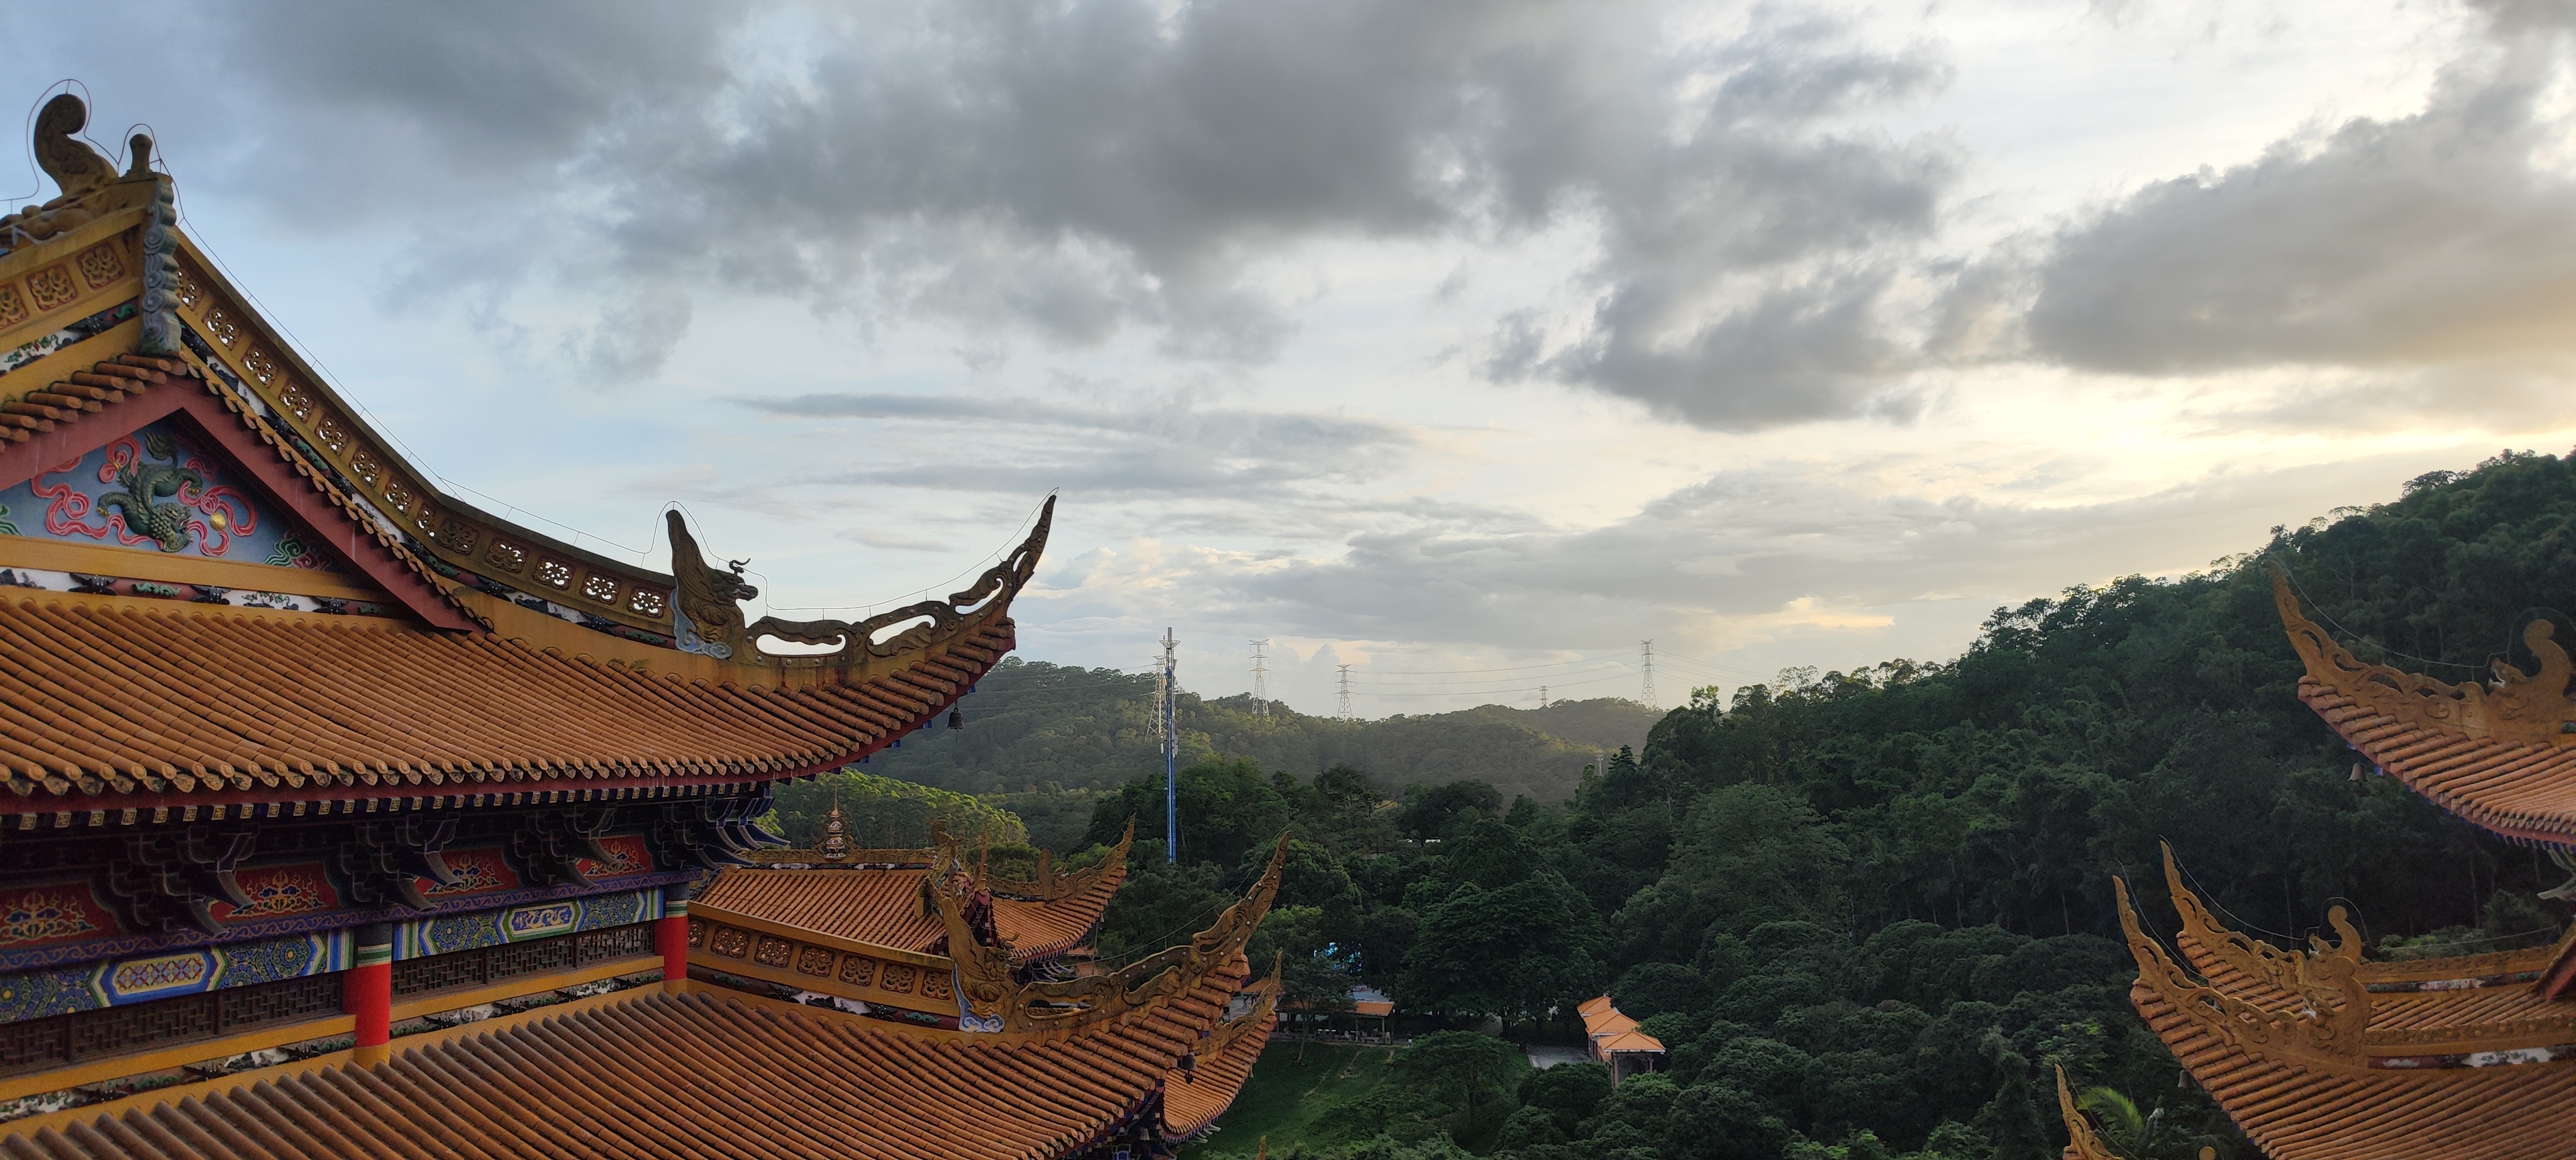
[857,664,1658,808]
[1131,451,2576,1160]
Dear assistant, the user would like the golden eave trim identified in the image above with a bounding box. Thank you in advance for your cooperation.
[2275,563,2576,747]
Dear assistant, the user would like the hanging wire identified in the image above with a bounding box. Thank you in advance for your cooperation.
[2160,839,2313,945]
[176,230,665,560]
[2276,560,2492,675]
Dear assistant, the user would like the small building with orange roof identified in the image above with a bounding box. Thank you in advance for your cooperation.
[1577,994,1665,1083]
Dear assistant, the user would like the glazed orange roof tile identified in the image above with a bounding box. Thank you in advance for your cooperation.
[691,857,1124,962]
[0,984,1276,1160]
[0,594,1017,805]
[2108,850,2576,1159]
[2272,566,2576,845]
[0,90,1280,1160]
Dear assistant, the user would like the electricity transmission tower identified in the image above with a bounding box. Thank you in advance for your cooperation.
[1160,628,1179,864]
[1336,664,1354,722]
[1640,639,1657,708]
[1539,684,1549,709]
[1249,639,1270,718]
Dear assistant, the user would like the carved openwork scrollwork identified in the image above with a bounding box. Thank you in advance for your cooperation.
[745,496,1055,662]
[2053,1067,2125,1160]
[2118,862,2369,1072]
[937,822,1285,1034]
[988,817,1133,901]
[2274,563,2576,745]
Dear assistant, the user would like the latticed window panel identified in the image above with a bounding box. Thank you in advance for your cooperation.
[0,1017,69,1077]
[394,951,487,997]
[575,923,653,965]
[0,974,355,1078]
[0,923,668,1078]
[71,993,216,1059]
[217,975,343,1032]
[488,938,577,982]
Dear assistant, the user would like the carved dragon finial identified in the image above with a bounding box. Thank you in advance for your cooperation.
[987,815,1135,901]
[667,511,758,659]
[743,493,1057,661]
[2054,1067,2123,1160]
[969,828,1289,1034]
[2116,867,2370,1073]
[34,94,116,201]
[2272,561,2576,745]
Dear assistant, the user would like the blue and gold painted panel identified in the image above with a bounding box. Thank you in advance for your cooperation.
[395,888,658,960]
[0,929,352,1022]
[0,416,337,568]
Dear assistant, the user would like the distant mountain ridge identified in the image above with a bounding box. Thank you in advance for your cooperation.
[860,657,1660,806]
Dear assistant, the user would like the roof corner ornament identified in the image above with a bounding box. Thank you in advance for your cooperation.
[667,511,757,659]
[34,94,116,202]
[2053,1066,2124,1160]
[4,93,133,250]
[743,493,1057,663]
[2113,850,2369,1073]
[2272,562,2576,744]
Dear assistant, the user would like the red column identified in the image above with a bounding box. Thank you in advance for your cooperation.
[348,922,392,1068]
[658,879,695,995]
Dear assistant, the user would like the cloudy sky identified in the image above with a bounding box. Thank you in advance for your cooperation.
[16,0,2576,715]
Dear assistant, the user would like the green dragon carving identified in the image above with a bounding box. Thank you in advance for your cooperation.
[99,432,204,553]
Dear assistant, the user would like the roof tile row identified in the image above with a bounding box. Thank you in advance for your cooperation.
[2,980,1269,1160]
[0,595,1010,801]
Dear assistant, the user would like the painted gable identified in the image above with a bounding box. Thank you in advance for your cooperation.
[0,416,338,571]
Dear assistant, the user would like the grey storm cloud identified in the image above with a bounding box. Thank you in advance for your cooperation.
[2023,7,2576,377]
[26,0,1960,426]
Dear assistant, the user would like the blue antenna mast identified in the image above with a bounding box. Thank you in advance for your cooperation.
[1160,627,1179,864]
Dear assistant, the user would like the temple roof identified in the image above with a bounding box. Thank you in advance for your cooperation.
[1578,996,1663,1056]
[0,95,1055,811]
[0,978,1275,1160]
[2112,848,2576,1159]
[692,854,1124,963]
[2273,566,2576,845]
[0,593,1012,804]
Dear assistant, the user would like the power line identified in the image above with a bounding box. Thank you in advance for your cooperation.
[1336,664,1354,722]
[1353,654,1633,676]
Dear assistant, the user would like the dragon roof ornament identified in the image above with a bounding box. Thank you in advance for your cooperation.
[2273,562,2576,746]
[987,817,1135,902]
[2121,842,2576,1070]
[2118,870,2370,1074]
[667,496,1054,666]
[2051,1067,2128,1160]
[939,829,1286,1035]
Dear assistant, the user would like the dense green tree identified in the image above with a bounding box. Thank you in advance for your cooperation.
[1086,757,1292,870]
[1396,873,1606,1025]
[1609,962,1709,1020]
[1515,1061,1611,1137]
[1162,454,2576,1160]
